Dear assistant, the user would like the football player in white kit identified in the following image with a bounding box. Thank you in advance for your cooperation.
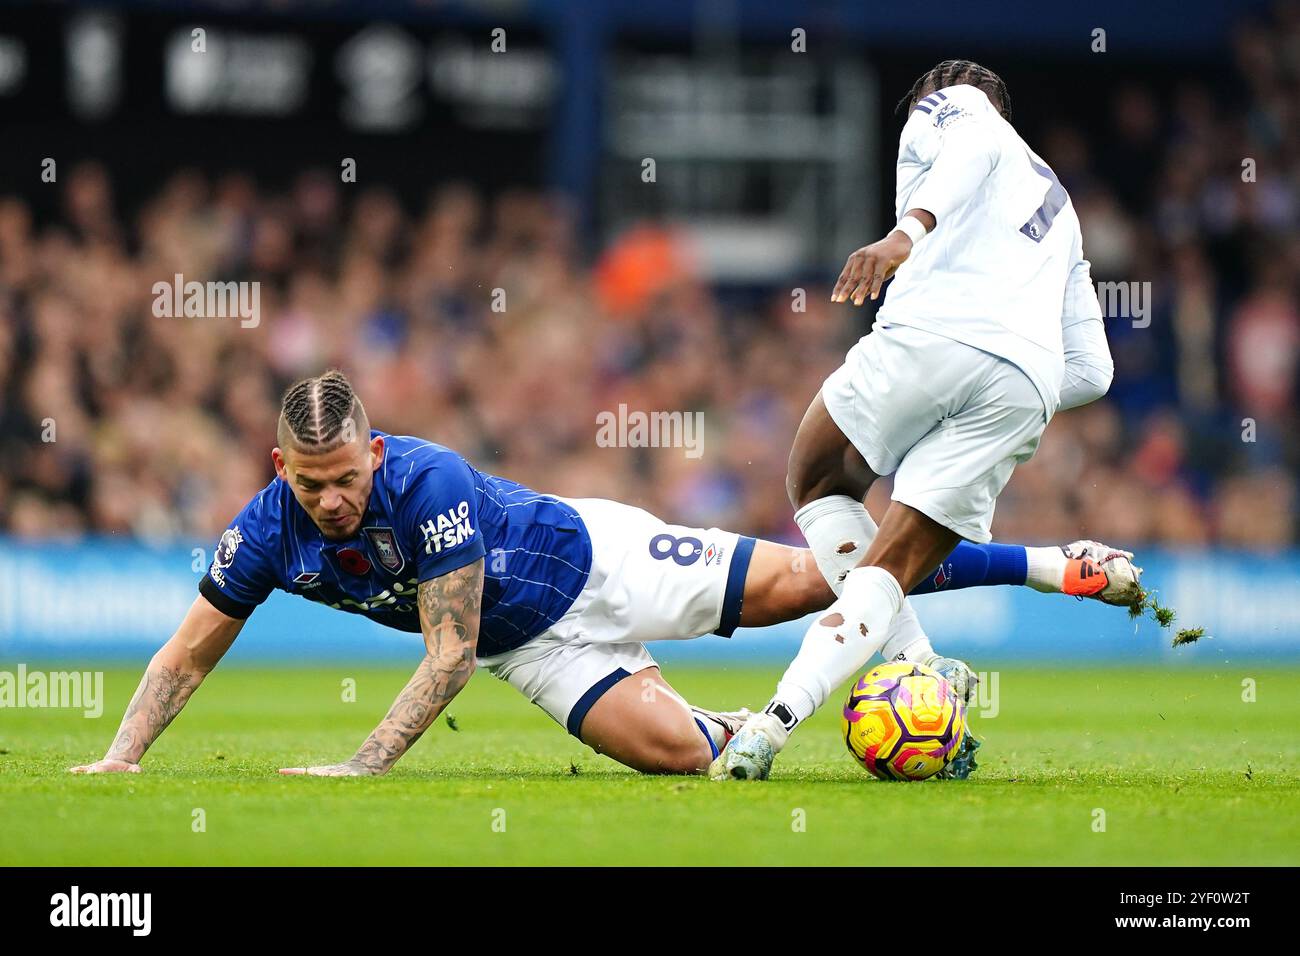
[712,60,1136,781]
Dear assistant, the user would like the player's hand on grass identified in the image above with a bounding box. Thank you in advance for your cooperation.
[279,759,382,777]
[69,758,142,774]
[832,231,914,305]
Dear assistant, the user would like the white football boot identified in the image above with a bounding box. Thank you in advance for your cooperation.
[708,711,789,781]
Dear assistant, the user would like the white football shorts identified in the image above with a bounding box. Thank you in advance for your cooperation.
[475,497,756,741]
[821,323,1048,543]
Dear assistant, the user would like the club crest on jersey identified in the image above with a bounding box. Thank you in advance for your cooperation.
[420,501,475,555]
[209,526,243,587]
[364,527,405,574]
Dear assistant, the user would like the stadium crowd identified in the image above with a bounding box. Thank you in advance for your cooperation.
[0,5,1297,552]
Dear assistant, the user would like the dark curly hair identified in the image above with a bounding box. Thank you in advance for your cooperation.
[898,59,1011,121]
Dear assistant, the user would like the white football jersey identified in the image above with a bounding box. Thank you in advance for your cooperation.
[876,83,1099,417]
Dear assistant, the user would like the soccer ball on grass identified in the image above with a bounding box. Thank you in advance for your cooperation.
[842,661,967,781]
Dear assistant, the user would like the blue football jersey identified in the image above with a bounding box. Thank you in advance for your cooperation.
[198,432,593,656]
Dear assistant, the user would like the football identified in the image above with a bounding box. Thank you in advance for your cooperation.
[842,661,967,781]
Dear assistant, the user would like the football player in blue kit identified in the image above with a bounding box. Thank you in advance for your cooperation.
[72,370,1140,778]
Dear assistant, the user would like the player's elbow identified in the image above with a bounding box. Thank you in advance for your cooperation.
[1076,358,1118,403]
[1084,356,1114,403]
[1059,359,1113,411]
[154,633,208,679]
[439,648,477,684]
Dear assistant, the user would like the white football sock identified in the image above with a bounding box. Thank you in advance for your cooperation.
[793,494,875,595]
[878,600,935,663]
[794,493,934,662]
[767,565,905,743]
[1025,545,1068,593]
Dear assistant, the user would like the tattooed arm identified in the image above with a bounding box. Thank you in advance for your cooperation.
[70,595,244,773]
[280,558,483,777]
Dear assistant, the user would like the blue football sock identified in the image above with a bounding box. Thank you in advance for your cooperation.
[908,542,1028,595]
[693,716,722,760]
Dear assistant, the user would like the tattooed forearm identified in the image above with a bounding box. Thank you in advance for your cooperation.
[349,559,483,775]
[350,651,475,773]
[416,558,483,657]
[105,665,199,762]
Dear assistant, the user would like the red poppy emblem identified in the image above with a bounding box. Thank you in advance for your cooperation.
[337,547,372,575]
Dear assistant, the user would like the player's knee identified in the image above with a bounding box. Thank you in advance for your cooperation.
[793,549,835,610]
[785,466,805,510]
[775,545,835,616]
[786,467,826,511]
[786,453,829,510]
[786,456,861,511]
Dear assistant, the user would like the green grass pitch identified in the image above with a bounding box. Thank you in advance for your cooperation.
[2,665,1298,866]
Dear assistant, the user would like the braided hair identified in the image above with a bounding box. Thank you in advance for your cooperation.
[277,369,369,452]
[898,59,1011,121]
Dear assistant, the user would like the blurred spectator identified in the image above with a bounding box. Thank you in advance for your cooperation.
[1,3,1299,552]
